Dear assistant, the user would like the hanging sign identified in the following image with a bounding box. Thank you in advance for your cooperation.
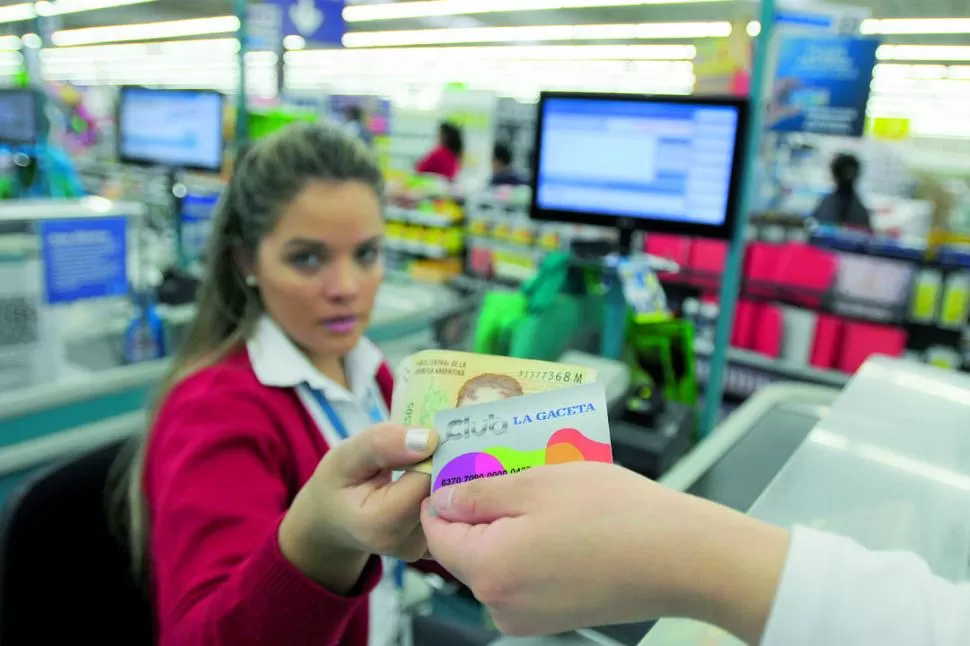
[769,34,879,137]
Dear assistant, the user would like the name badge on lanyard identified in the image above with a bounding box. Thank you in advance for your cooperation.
[304,386,405,592]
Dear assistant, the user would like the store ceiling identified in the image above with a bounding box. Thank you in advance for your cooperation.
[2,0,968,43]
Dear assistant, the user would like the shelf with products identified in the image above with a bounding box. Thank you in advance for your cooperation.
[382,173,468,284]
[647,231,970,380]
[463,188,622,284]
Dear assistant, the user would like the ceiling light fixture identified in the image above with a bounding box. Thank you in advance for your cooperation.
[862,18,970,35]
[877,45,970,62]
[342,21,731,48]
[36,0,158,17]
[52,15,240,47]
[0,35,22,50]
[283,35,306,50]
[0,4,37,23]
[0,0,156,24]
[344,0,731,22]
[287,43,696,61]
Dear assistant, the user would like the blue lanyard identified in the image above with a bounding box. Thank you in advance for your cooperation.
[307,386,385,440]
[307,385,406,592]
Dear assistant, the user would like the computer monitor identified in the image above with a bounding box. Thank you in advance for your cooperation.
[0,89,41,146]
[530,92,748,241]
[118,87,225,172]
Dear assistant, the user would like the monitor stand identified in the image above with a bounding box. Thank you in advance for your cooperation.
[567,220,636,360]
[569,219,636,259]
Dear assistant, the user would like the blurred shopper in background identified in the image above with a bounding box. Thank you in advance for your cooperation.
[423,462,970,646]
[416,121,463,181]
[342,104,373,148]
[490,142,525,187]
[812,152,872,232]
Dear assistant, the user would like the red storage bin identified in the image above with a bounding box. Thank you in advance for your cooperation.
[837,322,907,374]
[732,300,759,350]
[751,304,784,358]
[774,243,839,308]
[810,315,844,370]
[645,234,692,282]
[745,242,783,299]
[688,239,728,291]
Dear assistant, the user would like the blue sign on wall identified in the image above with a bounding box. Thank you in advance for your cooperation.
[40,217,128,304]
[770,35,879,137]
[181,192,220,263]
[276,0,344,46]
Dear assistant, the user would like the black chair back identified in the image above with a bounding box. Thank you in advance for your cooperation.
[0,439,154,645]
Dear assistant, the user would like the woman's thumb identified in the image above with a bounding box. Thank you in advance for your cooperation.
[431,476,524,524]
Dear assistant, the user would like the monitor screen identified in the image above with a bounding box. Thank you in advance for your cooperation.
[119,87,224,172]
[0,89,39,146]
[532,93,747,238]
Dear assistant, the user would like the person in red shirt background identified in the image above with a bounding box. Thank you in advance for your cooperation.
[117,121,453,646]
[416,121,463,181]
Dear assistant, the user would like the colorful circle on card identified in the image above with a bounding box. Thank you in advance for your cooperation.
[432,428,612,491]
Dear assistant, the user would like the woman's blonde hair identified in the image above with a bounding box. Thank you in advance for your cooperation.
[110,121,383,572]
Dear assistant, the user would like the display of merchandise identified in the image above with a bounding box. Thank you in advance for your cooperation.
[614,255,671,323]
[647,227,970,388]
[384,173,467,283]
[465,188,590,284]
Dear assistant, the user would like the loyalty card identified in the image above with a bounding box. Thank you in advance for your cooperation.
[430,382,613,493]
[393,350,598,474]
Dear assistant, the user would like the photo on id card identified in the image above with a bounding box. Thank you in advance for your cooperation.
[431,381,614,493]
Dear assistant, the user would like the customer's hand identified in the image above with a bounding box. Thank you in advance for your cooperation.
[422,462,790,643]
[279,423,437,594]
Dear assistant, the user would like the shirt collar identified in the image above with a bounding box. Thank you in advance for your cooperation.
[246,315,384,401]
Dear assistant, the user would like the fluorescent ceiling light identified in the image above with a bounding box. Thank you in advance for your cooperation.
[344,0,730,22]
[877,45,970,62]
[37,0,157,17]
[862,18,970,35]
[287,43,696,61]
[42,38,241,62]
[0,35,22,50]
[342,21,730,47]
[0,0,155,23]
[0,4,36,23]
[52,15,240,47]
[283,35,306,50]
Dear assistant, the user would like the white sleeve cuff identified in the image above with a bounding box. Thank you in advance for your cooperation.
[761,527,970,646]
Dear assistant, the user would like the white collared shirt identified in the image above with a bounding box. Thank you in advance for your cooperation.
[247,315,401,646]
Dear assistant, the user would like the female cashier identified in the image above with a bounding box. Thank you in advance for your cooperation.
[124,122,438,646]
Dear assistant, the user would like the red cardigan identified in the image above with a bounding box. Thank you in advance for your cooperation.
[144,349,397,646]
[415,145,460,181]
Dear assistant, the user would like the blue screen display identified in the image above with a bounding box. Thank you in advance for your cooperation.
[536,97,740,226]
[119,88,224,170]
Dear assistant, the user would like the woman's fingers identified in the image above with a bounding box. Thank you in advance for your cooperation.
[331,424,438,483]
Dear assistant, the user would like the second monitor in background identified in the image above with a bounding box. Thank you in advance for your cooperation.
[117,86,225,173]
[530,91,749,247]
